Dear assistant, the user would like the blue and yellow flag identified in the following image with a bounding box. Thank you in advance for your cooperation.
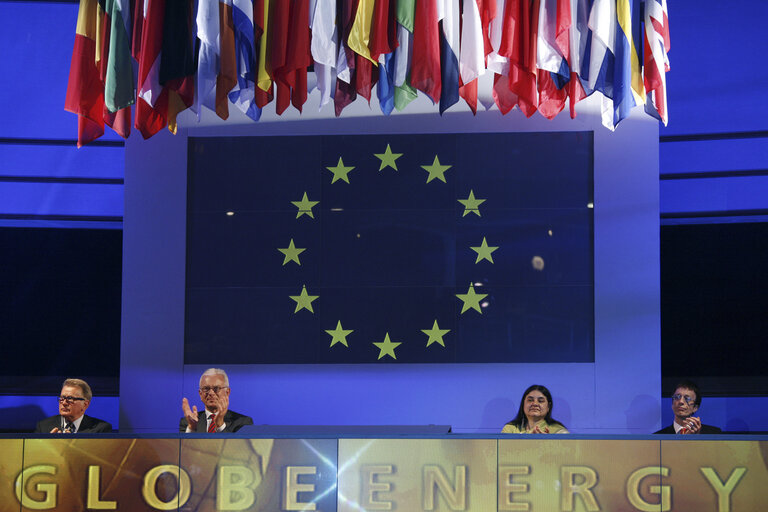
[185,132,594,364]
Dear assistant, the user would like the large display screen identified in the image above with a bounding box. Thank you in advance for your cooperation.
[4,437,766,511]
[185,132,593,364]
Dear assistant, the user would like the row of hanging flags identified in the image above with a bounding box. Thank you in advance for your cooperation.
[65,0,670,147]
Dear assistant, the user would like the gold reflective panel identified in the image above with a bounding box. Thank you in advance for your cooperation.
[179,438,337,512]
[338,438,497,512]
[498,439,660,512]
[17,438,181,512]
[660,440,768,511]
[1,439,23,511]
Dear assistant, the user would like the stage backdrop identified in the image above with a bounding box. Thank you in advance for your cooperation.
[121,95,659,434]
[185,132,594,364]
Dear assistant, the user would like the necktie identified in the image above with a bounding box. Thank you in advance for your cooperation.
[65,422,76,433]
[208,414,217,433]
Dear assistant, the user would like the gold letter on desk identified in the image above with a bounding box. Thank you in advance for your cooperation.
[87,466,117,509]
[361,464,394,510]
[626,466,670,512]
[423,464,466,510]
[15,465,57,510]
[284,466,317,511]
[142,464,191,510]
[218,466,256,511]
[560,466,599,512]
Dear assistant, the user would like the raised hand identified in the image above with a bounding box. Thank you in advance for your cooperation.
[182,397,199,430]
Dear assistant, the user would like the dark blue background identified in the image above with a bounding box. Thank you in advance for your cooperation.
[185,133,594,364]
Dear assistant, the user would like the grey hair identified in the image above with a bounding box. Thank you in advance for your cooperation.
[62,378,93,401]
[200,368,230,387]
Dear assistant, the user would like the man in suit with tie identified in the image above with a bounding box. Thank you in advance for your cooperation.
[654,379,722,435]
[34,378,112,433]
[180,368,253,433]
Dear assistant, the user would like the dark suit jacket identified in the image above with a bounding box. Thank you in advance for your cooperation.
[179,409,253,433]
[34,414,113,433]
[654,423,722,434]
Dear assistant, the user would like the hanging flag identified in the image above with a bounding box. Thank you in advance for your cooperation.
[393,0,417,112]
[135,0,169,139]
[369,0,398,62]
[102,0,134,114]
[66,0,106,146]
[216,0,237,119]
[347,0,376,64]
[334,0,359,116]
[486,0,513,113]
[228,0,261,121]
[369,0,397,114]
[565,0,589,118]
[586,0,616,129]
[377,52,396,115]
[459,0,484,113]
[612,0,642,127]
[411,0,441,104]
[284,0,311,112]
[161,0,196,133]
[643,0,670,124]
[438,0,460,114]
[254,0,274,107]
[311,0,338,109]
[499,0,539,117]
[536,0,568,119]
[194,0,220,118]
[348,0,379,102]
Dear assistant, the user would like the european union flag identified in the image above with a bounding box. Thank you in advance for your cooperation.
[185,132,594,364]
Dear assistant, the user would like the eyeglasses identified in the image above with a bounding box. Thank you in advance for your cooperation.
[671,394,695,405]
[58,396,87,404]
[199,386,228,394]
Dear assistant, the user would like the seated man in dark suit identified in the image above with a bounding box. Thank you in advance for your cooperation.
[180,368,253,433]
[655,379,722,434]
[34,378,112,433]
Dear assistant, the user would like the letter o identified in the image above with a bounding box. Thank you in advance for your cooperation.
[142,465,191,510]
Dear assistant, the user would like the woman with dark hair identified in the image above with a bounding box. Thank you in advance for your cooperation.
[502,384,569,434]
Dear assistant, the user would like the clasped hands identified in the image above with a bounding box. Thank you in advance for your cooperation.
[680,416,702,434]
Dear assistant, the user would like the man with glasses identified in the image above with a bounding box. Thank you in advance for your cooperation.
[655,379,722,434]
[34,378,112,433]
[180,368,253,433]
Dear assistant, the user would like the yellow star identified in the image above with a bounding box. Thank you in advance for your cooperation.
[291,192,319,219]
[373,332,402,360]
[289,285,319,313]
[458,190,486,217]
[421,155,452,183]
[325,320,353,347]
[422,320,450,347]
[278,239,306,266]
[456,283,488,314]
[471,237,499,264]
[326,157,355,184]
[374,144,403,171]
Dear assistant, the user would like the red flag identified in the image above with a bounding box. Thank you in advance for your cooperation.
[480,0,496,58]
[135,0,168,139]
[459,77,478,115]
[286,0,311,112]
[411,0,441,103]
[369,0,398,62]
[499,0,539,117]
[355,56,378,102]
[270,0,291,114]
[65,0,106,146]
